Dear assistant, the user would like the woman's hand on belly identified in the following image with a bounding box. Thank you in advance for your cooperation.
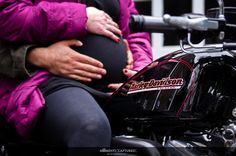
[27,40,107,82]
[86,7,122,43]
[106,39,135,92]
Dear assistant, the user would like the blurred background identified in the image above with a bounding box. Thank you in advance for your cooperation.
[134,0,235,59]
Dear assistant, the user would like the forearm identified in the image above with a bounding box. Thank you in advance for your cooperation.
[27,47,49,70]
[0,1,87,43]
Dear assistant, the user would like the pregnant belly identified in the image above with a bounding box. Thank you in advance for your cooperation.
[73,33,127,88]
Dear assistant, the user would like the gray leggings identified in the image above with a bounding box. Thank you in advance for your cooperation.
[31,87,111,154]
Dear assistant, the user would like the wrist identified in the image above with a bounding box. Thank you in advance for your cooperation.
[27,47,49,69]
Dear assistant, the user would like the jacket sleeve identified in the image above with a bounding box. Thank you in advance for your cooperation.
[0,0,87,44]
[119,0,153,71]
[0,41,37,79]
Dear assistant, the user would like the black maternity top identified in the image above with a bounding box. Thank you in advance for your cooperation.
[39,0,127,97]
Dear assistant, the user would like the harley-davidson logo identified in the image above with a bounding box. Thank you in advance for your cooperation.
[127,77,184,94]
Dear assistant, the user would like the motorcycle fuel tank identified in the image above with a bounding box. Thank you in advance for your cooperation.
[108,49,236,129]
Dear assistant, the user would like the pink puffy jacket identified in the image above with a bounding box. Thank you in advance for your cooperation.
[0,0,152,138]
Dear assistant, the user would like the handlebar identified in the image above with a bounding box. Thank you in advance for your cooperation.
[129,1,236,51]
[130,14,221,33]
[163,14,219,31]
[129,15,176,33]
[129,14,236,52]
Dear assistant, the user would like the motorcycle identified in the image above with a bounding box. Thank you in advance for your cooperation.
[1,0,236,155]
[106,0,236,155]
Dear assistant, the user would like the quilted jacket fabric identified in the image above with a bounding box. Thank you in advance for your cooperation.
[0,0,152,138]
